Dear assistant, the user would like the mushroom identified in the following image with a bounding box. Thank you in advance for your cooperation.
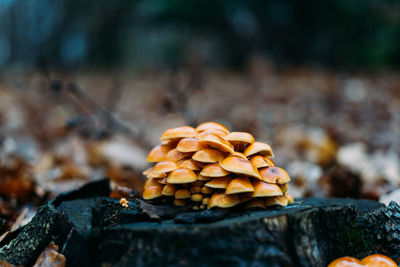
[152,161,179,175]
[175,189,191,199]
[167,168,197,184]
[225,177,254,194]
[327,257,360,267]
[200,163,230,177]
[158,177,168,184]
[196,122,230,134]
[143,184,163,200]
[142,167,153,176]
[177,138,206,152]
[360,255,397,267]
[280,183,289,193]
[250,155,269,169]
[208,192,240,208]
[201,186,213,194]
[197,129,228,138]
[146,145,172,162]
[245,199,266,209]
[225,132,255,151]
[287,194,294,204]
[219,156,261,179]
[205,176,232,189]
[265,195,288,206]
[244,142,274,158]
[147,171,166,179]
[202,197,210,205]
[160,126,197,141]
[199,134,234,153]
[144,178,159,188]
[166,148,193,162]
[179,159,201,171]
[264,157,275,167]
[259,167,290,184]
[162,184,177,196]
[192,148,225,163]
[251,180,283,197]
[197,174,212,181]
[229,152,248,159]
[191,193,203,202]
[120,198,129,208]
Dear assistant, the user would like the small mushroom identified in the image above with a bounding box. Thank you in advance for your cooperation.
[166,148,192,162]
[208,192,240,208]
[179,159,200,171]
[160,126,197,141]
[167,168,197,184]
[259,167,290,184]
[147,171,166,179]
[199,134,234,153]
[192,148,225,163]
[251,180,283,197]
[201,186,213,194]
[219,156,261,179]
[244,142,274,158]
[177,138,206,152]
[146,145,172,162]
[119,198,129,208]
[152,161,179,175]
[191,193,203,202]
[202,197,210,205]
[250,155,269,169]
[162,184,177,196]
[196,122,230,134]
[225,132,255,151]
[205,176,232,189]
[225,177,254,194]
[143,184,163,200]
[190,186,202,193]
[175,189,191,199]
[287,194,294,204]
[265,195,288,206]
[245,199,266,209]
[200,163,230,177]
[327,257,360,267]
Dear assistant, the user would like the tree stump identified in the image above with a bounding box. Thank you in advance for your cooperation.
[0,179,399,267]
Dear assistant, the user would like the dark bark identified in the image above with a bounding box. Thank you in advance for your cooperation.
[0,180,399,267]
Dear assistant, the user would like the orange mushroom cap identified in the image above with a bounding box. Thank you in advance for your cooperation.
[179,159,201,171]
[205,176,232,189]
[245,199,266,209]
[144,178,159,189]
[250,155,269,169]
[147,171,166,179]
[175,189,191,199]
[225,177,254,194]
[264,157,275,167]
[200,163,230,177]
[166,148,192,162]
[244,142,274,158]
[208,192,240,209]
[199,134,234,153]
[327,257,361,267]
[192,148,225,163]
[219,156,261,179]
[177,138,206,153]
[142,167,153,176]
[196,122,230,134]
[360,255,397,267]
[162,184,177,196]
[251,180,283,197]
[160,126,197,141]
[259,167,290,184]
[167,168,197,184]
[265,195,289,207]
[225,132,255,150]
[152,161,179,175]
[197,129,228,138]
[146,145,172,162]
[287,193,294,204]
[143,184,163,200]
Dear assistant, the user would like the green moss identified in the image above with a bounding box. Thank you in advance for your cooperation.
[337,220,368,253]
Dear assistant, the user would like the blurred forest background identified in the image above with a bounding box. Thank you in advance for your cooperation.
[1,0,400,234]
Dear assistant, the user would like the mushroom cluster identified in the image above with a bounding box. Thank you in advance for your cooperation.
[142,122,293,210]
